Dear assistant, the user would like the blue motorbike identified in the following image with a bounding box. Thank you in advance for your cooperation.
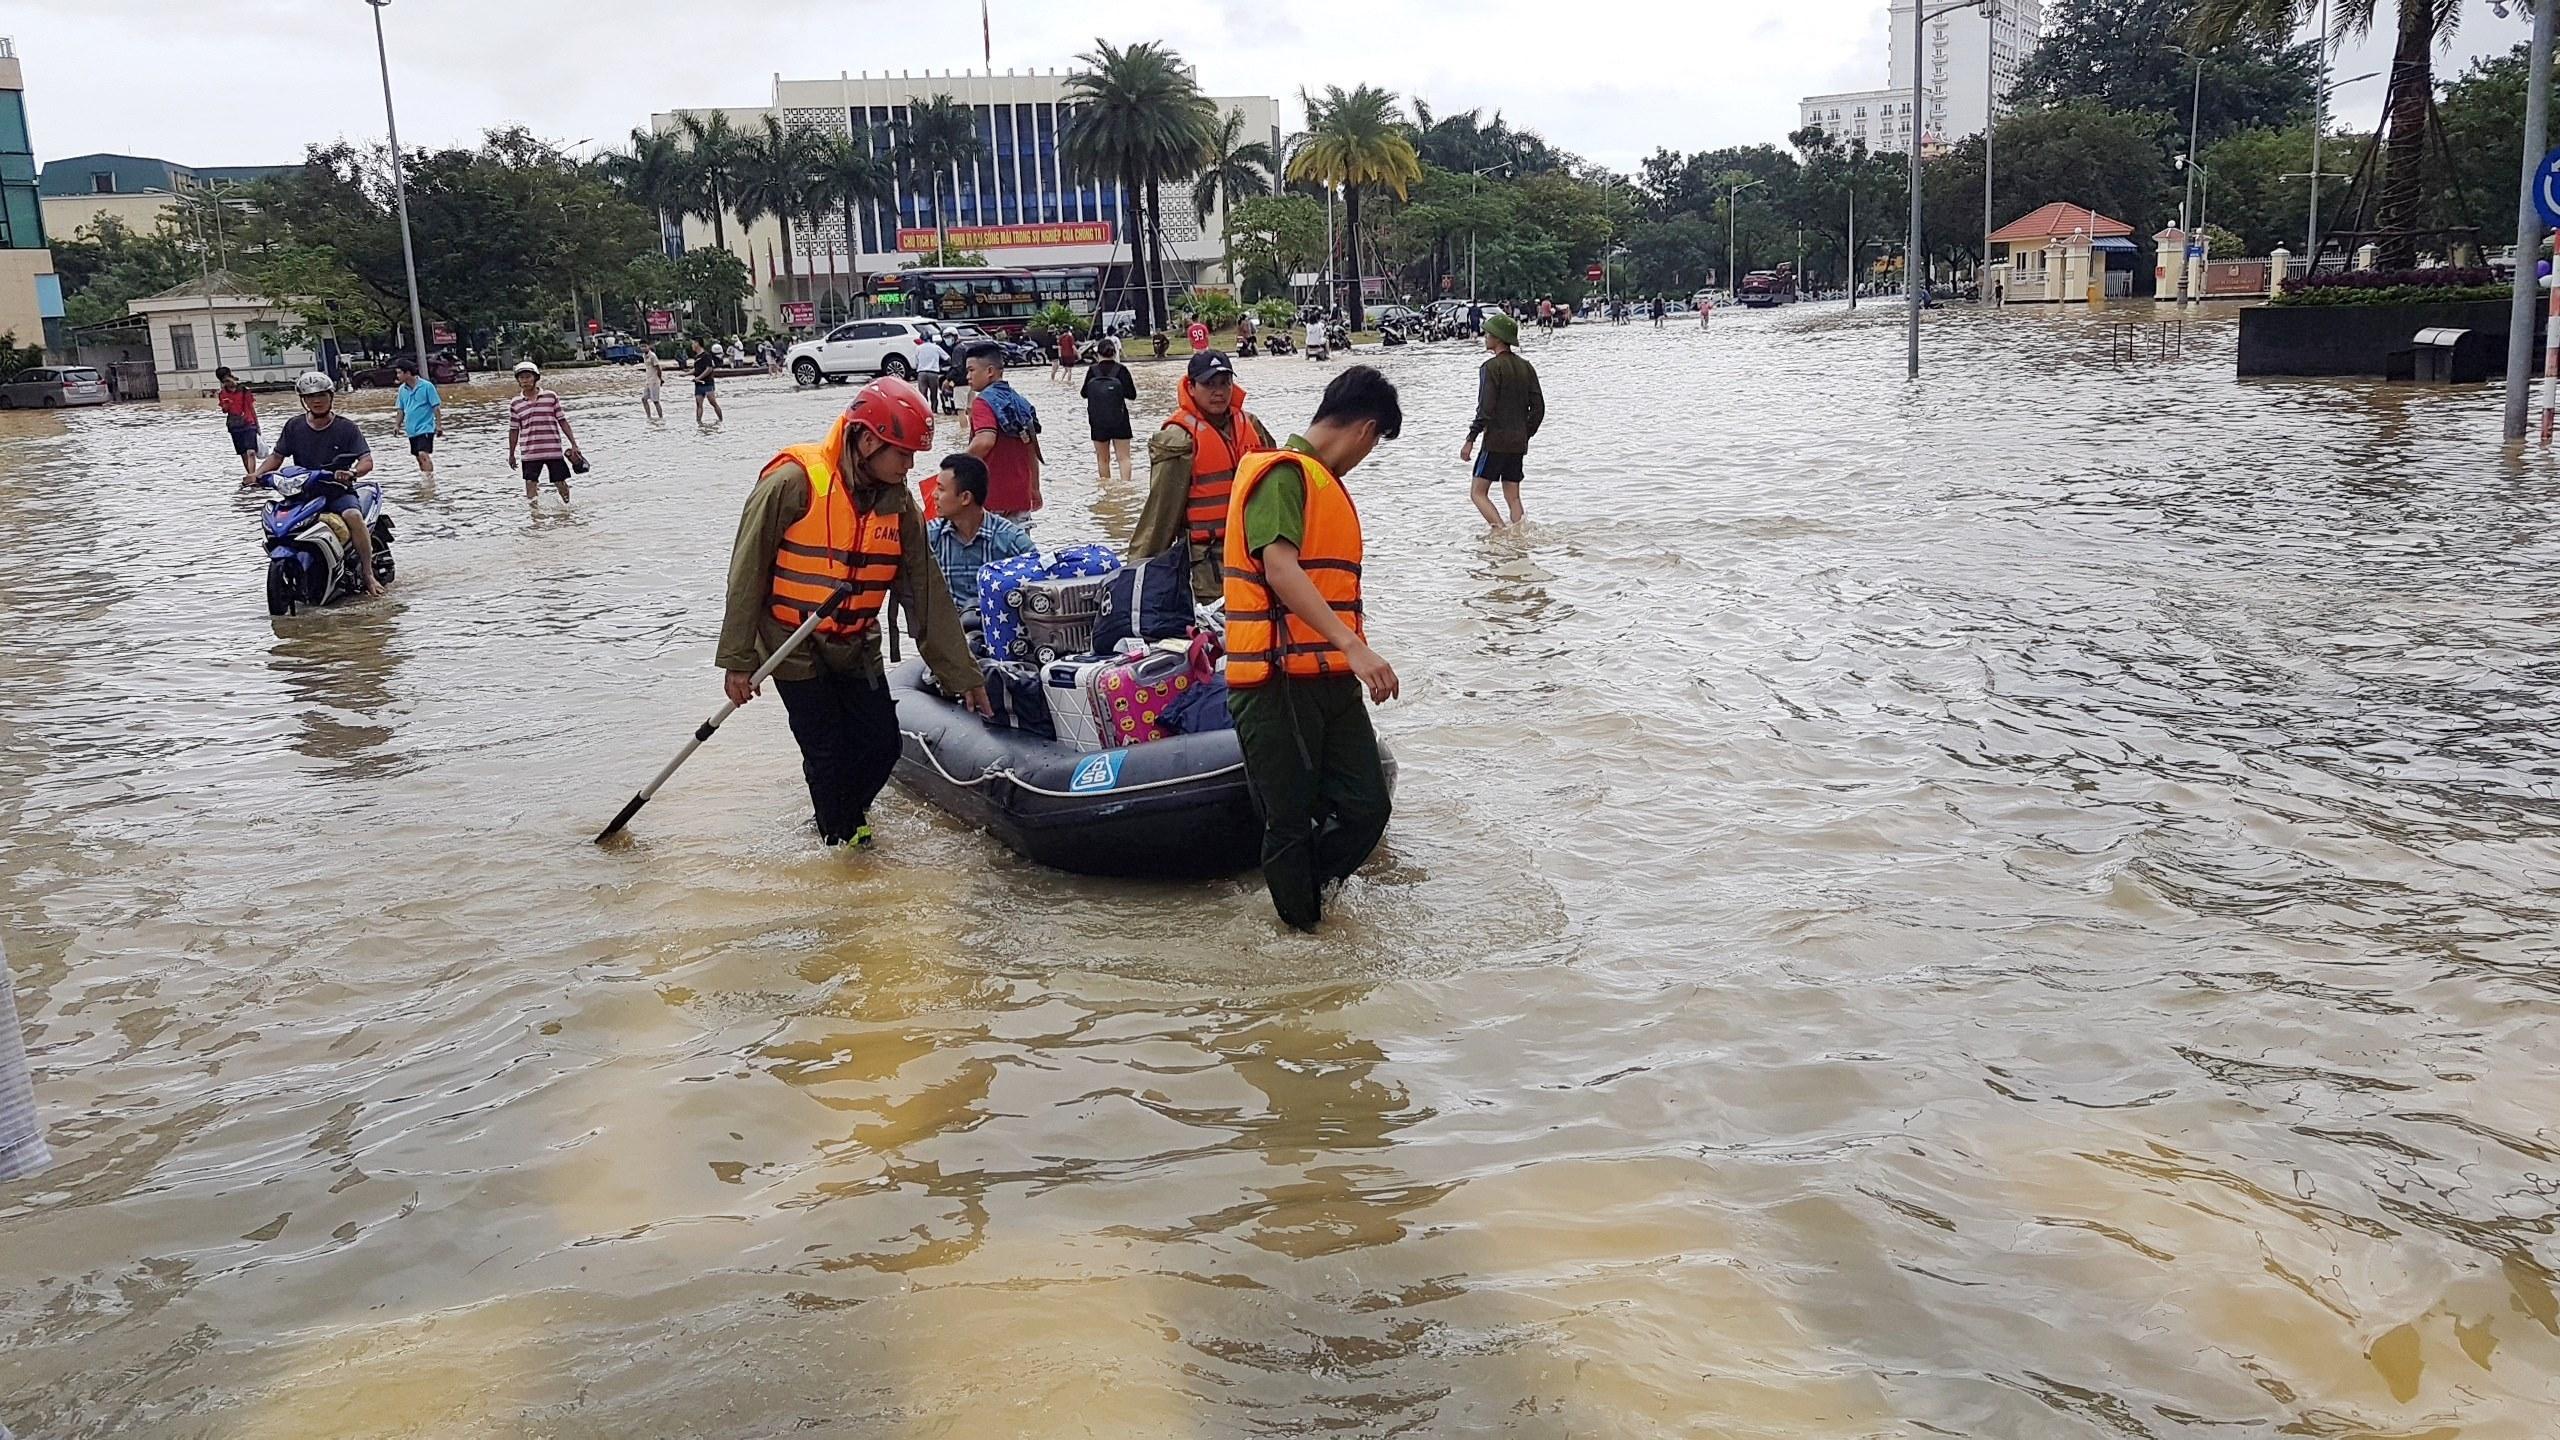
[257,464,394,615]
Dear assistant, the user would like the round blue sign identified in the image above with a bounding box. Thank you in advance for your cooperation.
[2534,146,2560,228]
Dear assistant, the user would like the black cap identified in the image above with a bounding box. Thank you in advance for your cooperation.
[1186,349,1235,381]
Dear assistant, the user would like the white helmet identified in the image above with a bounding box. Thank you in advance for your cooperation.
[294,370,335,396]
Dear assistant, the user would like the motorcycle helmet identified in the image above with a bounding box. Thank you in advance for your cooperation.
[843,375,931,452]
[294,370,335,396]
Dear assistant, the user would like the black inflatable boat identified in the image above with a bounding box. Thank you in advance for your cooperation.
[888,660,1394,878]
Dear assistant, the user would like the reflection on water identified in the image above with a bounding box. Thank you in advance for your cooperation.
[3,304,2559,1437]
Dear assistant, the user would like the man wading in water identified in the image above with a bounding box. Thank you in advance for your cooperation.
[1459,312,1543,529]
[1222,365,1403,930]
[718,377,987,849]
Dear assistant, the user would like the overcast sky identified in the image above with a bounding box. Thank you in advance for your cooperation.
[10,0,2532,175]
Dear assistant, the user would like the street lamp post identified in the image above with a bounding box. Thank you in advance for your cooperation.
[2163,43,2207,302]
[1727,177,1765,294]
[1911,0,1991,378]
[1983,0,1998,301]
[1469,161,1511,301]
[2308,0,2332,261]
[367,0,431,379]
[2286,70,2379,265]
[2502,0,2558,439]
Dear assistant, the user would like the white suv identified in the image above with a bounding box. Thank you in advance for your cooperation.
[787,318,938,387]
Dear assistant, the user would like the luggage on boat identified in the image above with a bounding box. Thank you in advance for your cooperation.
[1019,573,1112,661]
[1042,655,1118,750]
[978,553,1050,663]
[1094,645,1194,747]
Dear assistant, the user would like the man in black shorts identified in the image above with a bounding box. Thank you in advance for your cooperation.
[1459,312,1544,529]
[689,338,723,425]
[248,370,383,595]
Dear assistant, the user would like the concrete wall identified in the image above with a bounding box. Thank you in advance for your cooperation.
[41,190,177,241]
[0,248,53,350]
[132,297,314,395]
[2237,298,2521,378]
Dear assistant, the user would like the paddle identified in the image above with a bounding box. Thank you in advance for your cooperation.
[593,581,859,843]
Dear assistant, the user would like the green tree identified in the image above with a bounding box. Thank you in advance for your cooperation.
[2012,0,2316,144]
[815,135,896,313]
[2200,124,2319,254]
[602,127,688,244]
[675,248,752,319]
[1981,102,2180,255]
[1191,107,1277,285]
[1290,84,1423,328]
[2191,0,2462,267]
[899,94,985,266]
[50,215,197,331]
[2435,43,2552,246]
[1224,193,1326,297]
[1062,39,1217,331]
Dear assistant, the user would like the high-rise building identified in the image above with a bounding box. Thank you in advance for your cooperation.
[1799,0,2044,155]
[657,69,1281,327]
[0,38,63,355]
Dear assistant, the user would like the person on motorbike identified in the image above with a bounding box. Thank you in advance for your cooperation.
[249,370,383,597]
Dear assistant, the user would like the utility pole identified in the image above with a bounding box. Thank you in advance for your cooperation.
[2502,0,2558,438]
[367,0,431,378]
[2308,0,2331,261]
[1983,0,1998,299]
[1728,177,1764,295]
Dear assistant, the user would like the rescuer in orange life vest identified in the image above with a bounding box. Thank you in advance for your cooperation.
[718,376,990,849]
[1130,349,1275,604]
[1222,364,1404,930]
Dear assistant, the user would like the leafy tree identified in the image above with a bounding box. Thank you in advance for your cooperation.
[2435,43,2552,247]
[733,114,825,318]
[1225,193,1326,297]
[245,243,401,348]
[2199,124,2319,254]
[1978,101,2180,255]
[675,248,752,319]
[1291,84,1423,327]
[51,215,196,331]
[815,134,896,307]
[601,127,687,243]
[2191,0,2463,267]
[675,110,747,259]
[1063,39,1216,331]
[2012,0,2316,145]
[1191,107,1277,285]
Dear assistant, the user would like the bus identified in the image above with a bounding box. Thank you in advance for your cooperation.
[869,267,1100,335]
[1738,268,1799,307]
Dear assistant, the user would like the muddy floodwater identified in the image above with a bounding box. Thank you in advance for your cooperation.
[3,302,2557,1438]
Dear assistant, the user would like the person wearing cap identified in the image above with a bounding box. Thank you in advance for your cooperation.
[718,377,989,849]
[1460,312,1544,529]
[507,361,584,505]
[395,357,442,479]
[1132,349,1274,604]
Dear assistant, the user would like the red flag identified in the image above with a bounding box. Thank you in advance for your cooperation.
[981,0,991,65]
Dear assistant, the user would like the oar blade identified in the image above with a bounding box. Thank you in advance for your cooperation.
[593,792,651,845]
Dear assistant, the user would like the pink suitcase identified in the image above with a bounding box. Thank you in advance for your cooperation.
[1093,647,1194,747]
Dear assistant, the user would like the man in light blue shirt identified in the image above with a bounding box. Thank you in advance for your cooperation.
[395,357,442,478]
[926,453,1034,613]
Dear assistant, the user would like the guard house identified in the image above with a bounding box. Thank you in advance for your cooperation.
[1987,203,2136,304]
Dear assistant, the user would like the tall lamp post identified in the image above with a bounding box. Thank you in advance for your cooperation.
[1727,177,1765,293]
[1983,0,1998,301]
[2502,0,2558,439]
[2284,70,2379,263]
[1469,161,1511,301]
[2163,43,2209,303]
[367,0,431,379]
[1911,0,1992,378]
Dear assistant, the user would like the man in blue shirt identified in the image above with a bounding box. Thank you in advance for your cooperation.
[925,453,1033,613]
[395,357,442,478]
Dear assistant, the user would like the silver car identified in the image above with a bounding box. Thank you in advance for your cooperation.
[0,366,110,408]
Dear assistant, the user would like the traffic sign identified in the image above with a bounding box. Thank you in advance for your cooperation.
[586,318,601,334]
[2534,146,2560,228]
[1586,264,1604,281]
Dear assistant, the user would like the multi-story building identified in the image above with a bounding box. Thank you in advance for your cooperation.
[1800,0,2044,154]
[38,153,293,242]
[0,38,62,355]
[656,68,1282,329]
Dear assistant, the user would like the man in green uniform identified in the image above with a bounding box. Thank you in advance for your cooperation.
[1223,365,1404,930]
[1459,311,1544,528]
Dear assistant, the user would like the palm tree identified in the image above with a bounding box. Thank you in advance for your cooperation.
[1191,108,1276,287]
[2189,0,2455,267]
[899,94,984,264]
[732,114,824,326]
[602,127,688,254]
[676,110,746,260]
[1288,85,1421,330]
[1063,38,1217,331]
[817,134,896,318]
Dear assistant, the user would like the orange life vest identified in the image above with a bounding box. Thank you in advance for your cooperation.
[1221,448,1364,689]
[763,415,903,639]
[1164,383,1265,549]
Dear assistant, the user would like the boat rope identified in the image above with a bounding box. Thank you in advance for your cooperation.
[899,729,1246,799]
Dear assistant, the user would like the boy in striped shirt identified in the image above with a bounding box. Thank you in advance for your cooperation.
[507,361,584,504]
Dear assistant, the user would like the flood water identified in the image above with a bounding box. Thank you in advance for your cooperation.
[3,301,2557,1438]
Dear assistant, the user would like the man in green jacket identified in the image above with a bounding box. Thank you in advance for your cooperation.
[1459,312,1545,529]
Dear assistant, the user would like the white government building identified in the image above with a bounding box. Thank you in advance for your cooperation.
[654,69,1283,331]
[1799,0,2044,154]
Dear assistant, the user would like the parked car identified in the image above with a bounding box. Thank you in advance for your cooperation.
[787,317,946,385]
[348,355,470,388]
[597,342,645,364]
[1368,304,1422,329]
[0,366,110,408]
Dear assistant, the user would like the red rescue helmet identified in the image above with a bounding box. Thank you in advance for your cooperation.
[843,375,932,452]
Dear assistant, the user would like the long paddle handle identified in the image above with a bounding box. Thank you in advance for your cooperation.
[592,583,857,843]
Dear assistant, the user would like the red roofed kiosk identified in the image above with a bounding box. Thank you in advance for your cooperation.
[1987,203,2136,305]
